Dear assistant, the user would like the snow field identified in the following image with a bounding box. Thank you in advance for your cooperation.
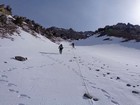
[0,30,140,105]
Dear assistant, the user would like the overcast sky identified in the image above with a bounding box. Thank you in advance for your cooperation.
[1,0,140,31]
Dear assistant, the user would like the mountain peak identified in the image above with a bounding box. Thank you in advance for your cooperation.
[94,23,140,42]
[0,4,12,15]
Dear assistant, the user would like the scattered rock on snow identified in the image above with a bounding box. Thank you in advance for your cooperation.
[93,98,99,101]
[116,77,120,80]
[107,72,110,75]
[133,86,136,88]
[96,69,100,71]
[101,67,104,69]
[83,93,99,101]
[126,84,131,87]
[13,56,27,61]
[103,38,112,41]
[83,93,93,99]
[132,90,139,94]
[73,57,77,59]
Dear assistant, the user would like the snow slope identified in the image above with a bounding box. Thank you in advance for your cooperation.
[0,30,140,105]
[74,34,140,49]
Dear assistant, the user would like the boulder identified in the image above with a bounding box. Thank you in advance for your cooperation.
[116,77,120,80]
[132,90,139,94]
[83,93,93,99]
[14,56,27,61]
[93,98,99,101]
[126,84,131,87]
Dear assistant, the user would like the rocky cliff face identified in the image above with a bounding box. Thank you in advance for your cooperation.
[0,15,87,41]
[0,4,88,41]
[94,23,140,42]
[1,4,140,42]
[46,27,88,40]
[0,15,17,40]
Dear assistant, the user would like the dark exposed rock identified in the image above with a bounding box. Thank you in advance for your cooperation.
[116,77,120,80]
[1,5,89,41]
[14,56,27,61]
[103,38,112,41]
[93,98,99,101]
[101,67,104,69]
[96,69,100,71]
[132,90,139,94]
[46,27,88,40]
[83,93,93,99]
[0,14,17,39]
[126,84,131,87]
[2,5,140,43]
[94,23,140,42]
[83,93,99,101]
[133,86,136,88]
[107,72,110,75]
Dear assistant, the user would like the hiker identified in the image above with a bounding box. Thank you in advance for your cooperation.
[71,43,75,48]
[58,44,63,54]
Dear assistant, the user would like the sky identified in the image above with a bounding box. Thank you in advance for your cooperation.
[1,0,140,31]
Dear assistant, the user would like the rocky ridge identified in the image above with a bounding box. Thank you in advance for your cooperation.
[1,4,140,42]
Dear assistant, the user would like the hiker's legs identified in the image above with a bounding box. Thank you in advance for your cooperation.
[59,49,62,54]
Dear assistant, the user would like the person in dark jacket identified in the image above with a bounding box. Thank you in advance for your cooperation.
[58,44,63,54]
[71,43,75,48]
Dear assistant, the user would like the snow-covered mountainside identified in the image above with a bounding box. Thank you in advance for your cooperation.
[74,34,140,49]
[0,29,140,105]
